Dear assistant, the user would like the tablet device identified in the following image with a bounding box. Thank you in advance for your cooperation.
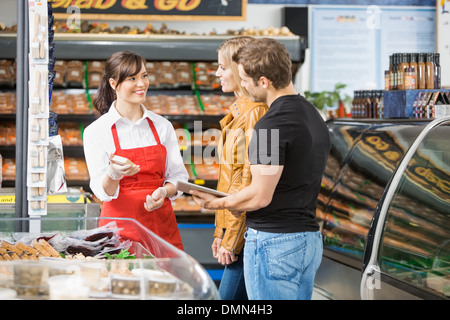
[176,181,229,197]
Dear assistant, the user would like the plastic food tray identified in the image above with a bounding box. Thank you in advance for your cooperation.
[0,216,219,300]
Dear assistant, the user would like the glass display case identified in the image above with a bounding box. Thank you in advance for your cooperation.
[315,117,450,300]
[0,216,219,300]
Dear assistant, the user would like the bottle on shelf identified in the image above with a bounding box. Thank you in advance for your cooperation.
[351,91,358,118]
[377,90,384,119]
[408,53,417,90]
[363,90,371,118]
[388,55,394,91]
[372,90,381,119]
[434,53,441,90]
[398,53,410,90]
[352,91,362,118]
[404,67,416,90]
[392,54,398,90]
[351,90,386,119]
[425,53,435,89]
[385,70,390,91]
[417,53,426,90]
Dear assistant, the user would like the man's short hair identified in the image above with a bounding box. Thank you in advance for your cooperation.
[232,38,292,89]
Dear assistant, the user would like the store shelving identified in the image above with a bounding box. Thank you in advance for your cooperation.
[0,33,305,62]
[1,32,305,216]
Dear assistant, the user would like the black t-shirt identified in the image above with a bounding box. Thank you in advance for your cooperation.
[247,94,330,233]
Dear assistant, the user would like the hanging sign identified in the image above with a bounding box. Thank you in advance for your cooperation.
[50,0,247,21]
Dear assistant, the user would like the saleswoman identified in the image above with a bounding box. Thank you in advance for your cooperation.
[83,51,188,250]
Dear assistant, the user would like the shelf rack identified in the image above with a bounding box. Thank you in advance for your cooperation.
[0,33,305,62]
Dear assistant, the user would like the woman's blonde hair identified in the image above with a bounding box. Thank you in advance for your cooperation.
[217,36,255,98]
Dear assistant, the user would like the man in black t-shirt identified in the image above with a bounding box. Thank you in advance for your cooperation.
[192,38,330,300]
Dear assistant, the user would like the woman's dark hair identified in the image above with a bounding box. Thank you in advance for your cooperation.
[93,51,146,115]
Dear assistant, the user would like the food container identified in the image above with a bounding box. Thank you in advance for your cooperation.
[110,273,141,298]
[13,263,48,298]
[48,275,90,300]
[132,269,178,299]
[0,288,17,299]
[0,216,219,300]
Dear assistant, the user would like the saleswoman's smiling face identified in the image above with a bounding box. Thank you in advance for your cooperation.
[110,63,149,106]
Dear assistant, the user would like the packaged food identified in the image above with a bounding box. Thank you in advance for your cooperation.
[110,274,140,297]
[110,155,134,166]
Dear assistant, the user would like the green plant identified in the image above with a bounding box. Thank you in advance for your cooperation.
[304,82,350,110]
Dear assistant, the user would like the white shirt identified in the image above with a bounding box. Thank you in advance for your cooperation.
[83,102,189,202]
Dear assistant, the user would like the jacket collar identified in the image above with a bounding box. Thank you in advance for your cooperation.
[219,95,255,129]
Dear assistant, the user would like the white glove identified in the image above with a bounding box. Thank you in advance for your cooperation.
[106,162,130,181]
[144,187,167,212]
[151,187,167,200]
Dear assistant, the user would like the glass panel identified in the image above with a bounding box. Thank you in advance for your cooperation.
[0,217,219,300]
[379,121,450,299]
[318,121,371,227]
[322,122,424,264]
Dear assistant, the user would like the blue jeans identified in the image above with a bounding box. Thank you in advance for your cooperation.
[243,229,322,300]
[219,250,248,300]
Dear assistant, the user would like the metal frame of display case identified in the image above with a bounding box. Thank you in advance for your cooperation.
[361,115,450,300]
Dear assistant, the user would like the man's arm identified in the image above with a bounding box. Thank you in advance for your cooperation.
[192,164,283,216]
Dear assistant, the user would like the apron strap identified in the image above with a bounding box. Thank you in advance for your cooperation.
[146,118,161,145]
[111,123,121,151]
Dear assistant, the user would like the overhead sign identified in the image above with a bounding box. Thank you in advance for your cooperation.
[50,0,247,21]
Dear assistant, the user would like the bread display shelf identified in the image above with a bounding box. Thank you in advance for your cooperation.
[1,33,273,215]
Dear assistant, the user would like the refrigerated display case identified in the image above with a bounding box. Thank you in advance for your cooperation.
[0,216,219,300]
[316,116,450,300]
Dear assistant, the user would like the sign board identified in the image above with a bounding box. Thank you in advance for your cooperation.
[309,5,436,96]
[50,0,247,21]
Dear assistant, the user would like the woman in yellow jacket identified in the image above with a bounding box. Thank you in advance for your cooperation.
[214,36,268,299]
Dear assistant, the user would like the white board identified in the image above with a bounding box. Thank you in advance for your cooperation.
[309,5,437,96]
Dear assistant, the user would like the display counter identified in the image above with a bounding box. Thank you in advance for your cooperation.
[316,117,450,300]
[0,216,219,300]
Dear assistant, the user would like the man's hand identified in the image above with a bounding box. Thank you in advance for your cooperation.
[191,190,222,209]
[192,191,245,217]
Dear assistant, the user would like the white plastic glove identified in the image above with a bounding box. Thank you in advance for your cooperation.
[144,187,167,212]
[106,162,130,181]
[106,154,140,181]
[152,187,168,200]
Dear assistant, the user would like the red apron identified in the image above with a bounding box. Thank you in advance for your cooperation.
[100,118,183,251]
